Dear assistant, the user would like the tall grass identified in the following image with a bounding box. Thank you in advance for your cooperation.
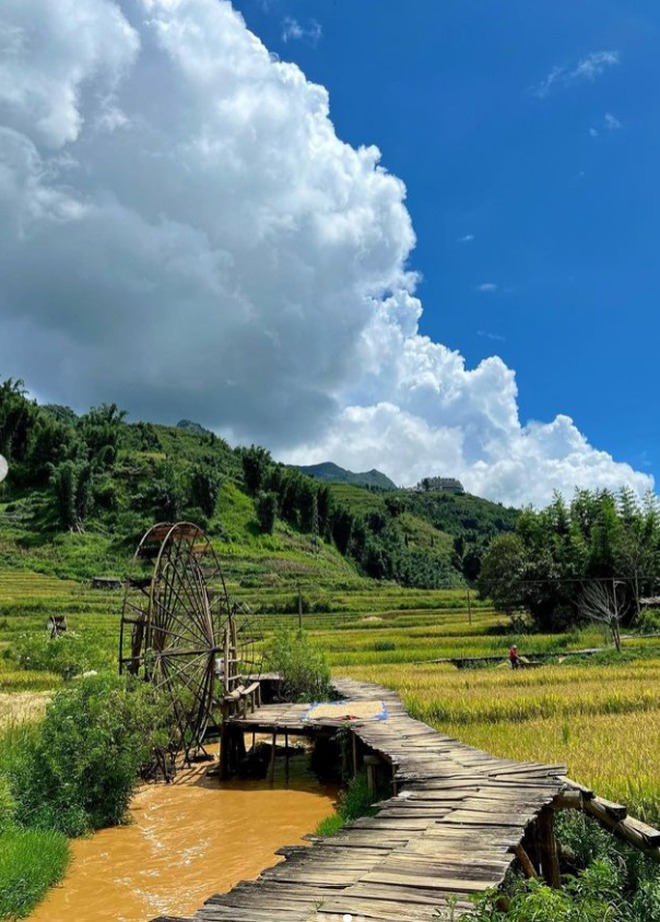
[0,829,69,919]
[0,720,69,920]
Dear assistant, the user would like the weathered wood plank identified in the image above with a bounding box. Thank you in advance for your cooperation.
[153,678,569,922]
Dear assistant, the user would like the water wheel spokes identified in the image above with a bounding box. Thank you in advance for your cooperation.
[119,522,262,769]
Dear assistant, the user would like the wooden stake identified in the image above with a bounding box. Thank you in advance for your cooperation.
[391,763,398,796]
[363,755,379,794]
[514,844,537,879]
[220,719,230,780]
[538,807,561,888]
[269,732,277,783]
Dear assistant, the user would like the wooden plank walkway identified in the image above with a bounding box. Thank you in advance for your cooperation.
[153,679,568,922]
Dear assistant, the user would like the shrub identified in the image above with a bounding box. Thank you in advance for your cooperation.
[637,608,660,634]
[15,631,113,680]
[462,814,660,922]
[462,862,623,922]
[314,814,344,837]
[9,675,168,836]
[266,627,330,702]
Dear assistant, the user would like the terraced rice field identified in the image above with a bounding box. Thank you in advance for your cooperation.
[2,565,659,823]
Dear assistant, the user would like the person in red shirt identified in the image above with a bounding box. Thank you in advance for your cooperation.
[509,644,520,669]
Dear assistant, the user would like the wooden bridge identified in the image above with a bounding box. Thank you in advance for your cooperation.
[153,677,590,922]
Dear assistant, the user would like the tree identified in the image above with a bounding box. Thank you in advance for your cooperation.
[578,580,626,652]
[255,491,278,534]
[478,487,660,632]
[188,464,221,518]
[241,445,272,495]
[28,413,78,486]
[614,489,660,623]
[148,464,181,522]
[331,507,354,555]
[49,461,94,530]
[78,403,126,470]
[478,533,528,614]
[298,478,318,533]
[0,378,35,463]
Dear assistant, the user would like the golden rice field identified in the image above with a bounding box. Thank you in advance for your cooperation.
[2,565,660,823]
[341,659,660,823]
[0,692,51,727]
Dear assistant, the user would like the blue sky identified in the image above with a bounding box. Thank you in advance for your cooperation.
[235,0,660,482]
[0,0,655,505]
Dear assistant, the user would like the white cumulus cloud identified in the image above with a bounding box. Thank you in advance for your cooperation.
[0,0,651,507]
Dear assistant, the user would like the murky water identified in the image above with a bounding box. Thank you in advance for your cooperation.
[28,759,337,922]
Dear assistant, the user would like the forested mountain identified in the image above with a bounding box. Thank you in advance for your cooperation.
[0,377,517,588]
[293,461,397,490]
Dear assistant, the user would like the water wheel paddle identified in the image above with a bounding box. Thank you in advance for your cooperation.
[119,522,262,767]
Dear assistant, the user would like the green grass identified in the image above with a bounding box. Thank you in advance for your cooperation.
[313,771,380,837]
[0,829,69,919]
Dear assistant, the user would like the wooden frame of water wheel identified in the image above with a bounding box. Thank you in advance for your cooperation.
[119,522,261,771]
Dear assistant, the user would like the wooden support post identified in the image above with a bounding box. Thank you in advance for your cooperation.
[391,763,398,796]
[235,728,246,766]
[352,732,359,778]
[514,844,537,879]
[363,755,379,794]
[251,731,256,752]
[284,731,289,783]
[538,807,561,888]
[269,732,277,783]
[220,719,230,780]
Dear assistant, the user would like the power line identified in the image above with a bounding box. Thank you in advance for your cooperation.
[479,574,660,586]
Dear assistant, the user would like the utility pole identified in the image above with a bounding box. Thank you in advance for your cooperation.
[312,493,319,556]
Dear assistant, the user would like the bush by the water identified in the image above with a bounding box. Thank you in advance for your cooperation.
[3,674,168,836]
[266,627,330,702]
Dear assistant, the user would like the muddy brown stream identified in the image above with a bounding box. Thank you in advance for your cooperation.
[28,761,337,922]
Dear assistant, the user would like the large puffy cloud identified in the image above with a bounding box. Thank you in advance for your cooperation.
[0,0,652,506]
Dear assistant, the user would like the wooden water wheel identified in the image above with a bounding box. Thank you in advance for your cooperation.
[119,522,262,767]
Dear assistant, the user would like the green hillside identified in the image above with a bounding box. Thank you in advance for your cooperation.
[0,378,518,594]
